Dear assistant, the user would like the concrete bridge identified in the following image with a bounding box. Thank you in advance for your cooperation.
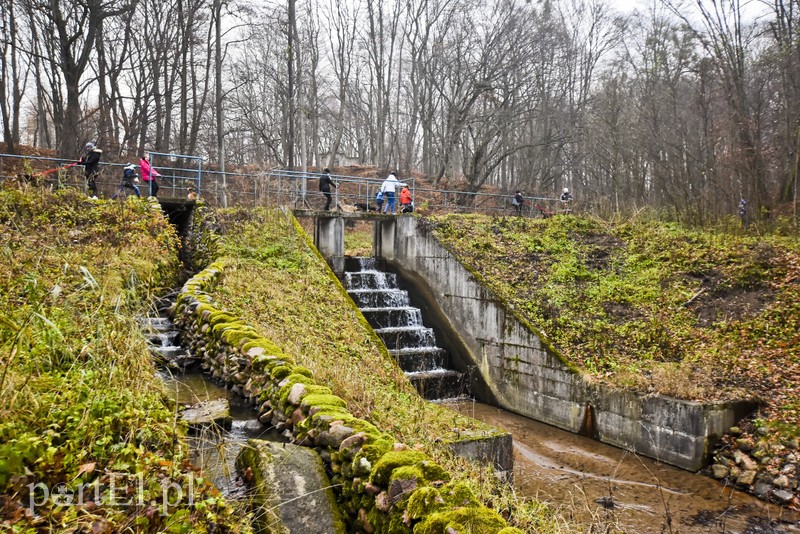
[295,209,405,275]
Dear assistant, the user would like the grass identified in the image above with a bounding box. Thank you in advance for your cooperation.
[210,207,576,532]
[0,187,251,532]
[428,212,800,441]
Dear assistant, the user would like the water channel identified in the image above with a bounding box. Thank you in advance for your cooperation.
[142,295,800,534]
[447,400,800,534]
[143,314,283,499]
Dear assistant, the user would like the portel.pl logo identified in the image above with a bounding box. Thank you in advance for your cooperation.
[26,472,196,514]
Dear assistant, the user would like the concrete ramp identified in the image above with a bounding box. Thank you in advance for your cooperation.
[382,216,757,471]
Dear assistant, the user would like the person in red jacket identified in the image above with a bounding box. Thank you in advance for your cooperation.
[399,186,413,213]
[139,152,161,197]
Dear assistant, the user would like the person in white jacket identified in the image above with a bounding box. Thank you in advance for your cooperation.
[380,172,403,214]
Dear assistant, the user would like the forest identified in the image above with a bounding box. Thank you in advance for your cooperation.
[1,0,799,220]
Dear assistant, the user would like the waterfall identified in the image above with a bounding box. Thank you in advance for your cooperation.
[344,257,466,400]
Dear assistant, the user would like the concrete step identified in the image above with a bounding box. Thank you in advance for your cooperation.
[375,326,436,350]
[361,307,423,329]
[344,256,384,272]
[344,270,398,290]
[347,288,410,308]
[406,369,465,400]
[390,347,447,372]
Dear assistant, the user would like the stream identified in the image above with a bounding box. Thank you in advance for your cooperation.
[143,314,284,499]
[142,310,800,533]
[446,400,800,534]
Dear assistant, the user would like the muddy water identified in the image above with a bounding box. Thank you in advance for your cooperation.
[447,401,800,534]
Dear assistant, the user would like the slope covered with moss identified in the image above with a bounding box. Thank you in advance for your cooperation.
[211,208,571,532]
[428,213,800,435]
[0,189,250,532]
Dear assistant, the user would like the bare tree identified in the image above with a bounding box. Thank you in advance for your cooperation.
[25,0,136,156]
[669,0,768,212]
[0,0,25,151]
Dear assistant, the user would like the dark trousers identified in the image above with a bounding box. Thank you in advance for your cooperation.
[144,179,159,197]
[86,172,98,197]
[112,182,141,199]
[323,191,333,210]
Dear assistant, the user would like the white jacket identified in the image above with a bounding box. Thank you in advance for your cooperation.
[381,173,402,193]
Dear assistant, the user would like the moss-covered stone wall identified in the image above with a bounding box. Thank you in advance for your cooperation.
[172,263,523,534]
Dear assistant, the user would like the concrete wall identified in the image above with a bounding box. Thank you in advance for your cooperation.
[382,216,756,471]
[314,217,345,274]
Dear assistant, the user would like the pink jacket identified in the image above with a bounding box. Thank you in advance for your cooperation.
[139,158,161,181]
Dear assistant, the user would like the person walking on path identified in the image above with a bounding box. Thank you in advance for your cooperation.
[139,153,161,197]
[319,167,337,210]
[79,142,102,198]
[111,163,141,199]
[512,190,524,215]
[380,171,402,214]
[375,188,384,212]
[560,187,573,212]
[738,198,749,228]
[400,186,414,213]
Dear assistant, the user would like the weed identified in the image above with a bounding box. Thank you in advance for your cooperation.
[0,188,251,532]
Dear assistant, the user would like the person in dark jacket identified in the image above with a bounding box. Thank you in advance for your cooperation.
[738,198,748,228]
[79,142,102,198]
[560,187,573,212]
[512,190,524,215]
[319,167,337,210]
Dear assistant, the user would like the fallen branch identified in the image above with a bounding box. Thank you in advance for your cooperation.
[679,287,707,309]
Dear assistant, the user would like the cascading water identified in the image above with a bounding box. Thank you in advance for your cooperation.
[344,256,465,400]
[139,311,279,498]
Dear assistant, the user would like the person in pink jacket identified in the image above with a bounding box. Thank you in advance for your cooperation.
[139,152,161,197]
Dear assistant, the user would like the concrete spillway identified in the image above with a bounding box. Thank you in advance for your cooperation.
[343,256,465,400]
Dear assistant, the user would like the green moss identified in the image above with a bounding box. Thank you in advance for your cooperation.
[406,486,446,519]
[356,432,394,457]
[209,311,238,327]
[270,365,293,381]
[439,482,481,508]
[301,393,347,410]
[370,450,431,486]
[251,354,282,372]
[293,365,313,378]
[413,506,506,534]
[220,329,259,349]
[242,338,292,363]
[303,385,333,396]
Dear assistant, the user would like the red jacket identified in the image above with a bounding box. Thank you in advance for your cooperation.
[400,187,412,205]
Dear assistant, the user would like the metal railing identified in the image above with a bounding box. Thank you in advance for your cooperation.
[0,153,565,216]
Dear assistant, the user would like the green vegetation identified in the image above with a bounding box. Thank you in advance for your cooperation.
[215,208,489,445]
[429,213,800,439]
[0,188,250,532]
[209,208,568,532]
[343,220,374,256]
